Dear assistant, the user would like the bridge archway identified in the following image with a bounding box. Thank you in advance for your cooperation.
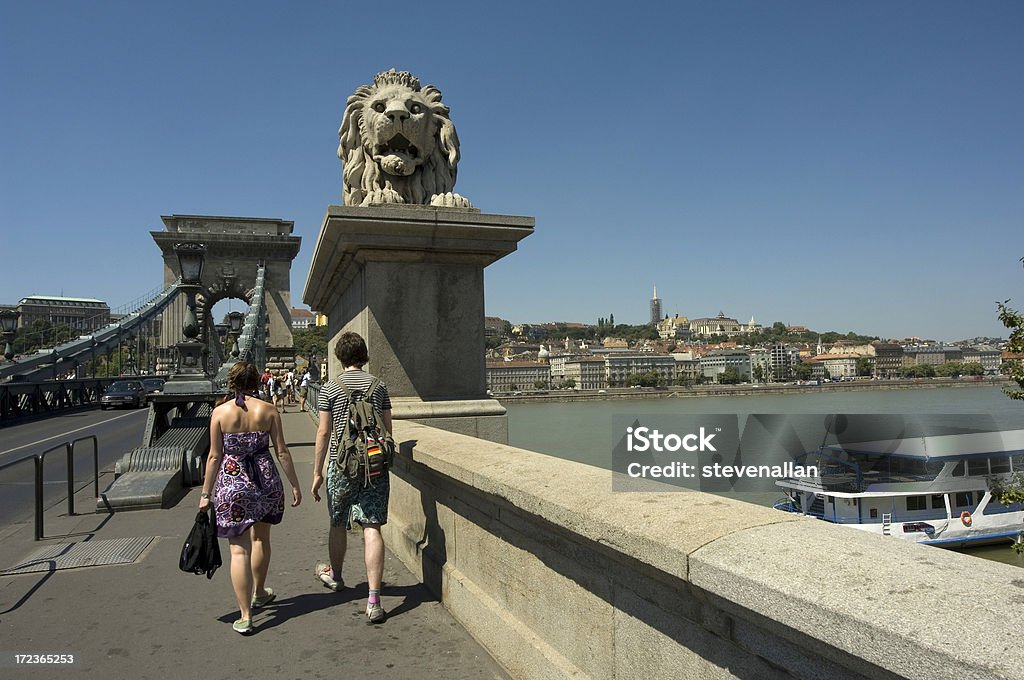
[151,215,301,371]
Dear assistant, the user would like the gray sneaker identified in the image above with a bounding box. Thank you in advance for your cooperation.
[366,601,386,624]
[315,561,343,591]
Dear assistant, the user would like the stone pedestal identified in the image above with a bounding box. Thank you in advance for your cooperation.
[304,205,533,443]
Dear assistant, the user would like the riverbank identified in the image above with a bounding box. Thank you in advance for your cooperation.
[496,377,1012,404]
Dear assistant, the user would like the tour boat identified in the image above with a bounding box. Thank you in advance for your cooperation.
[774,428,1024,547]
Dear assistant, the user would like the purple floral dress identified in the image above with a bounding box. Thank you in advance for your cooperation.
[213,431,285,538]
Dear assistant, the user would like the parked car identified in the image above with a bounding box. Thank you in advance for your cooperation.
[142,378,165,399]
[100,380,146,409]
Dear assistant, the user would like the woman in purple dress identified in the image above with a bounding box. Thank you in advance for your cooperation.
[199,362,302,634]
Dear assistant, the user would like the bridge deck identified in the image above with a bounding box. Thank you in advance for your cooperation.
[0,408,508,679]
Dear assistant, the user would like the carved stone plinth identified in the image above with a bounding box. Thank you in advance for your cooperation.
[304,204,533,443]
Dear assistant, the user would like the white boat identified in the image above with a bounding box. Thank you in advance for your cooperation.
[774,428,1024,547]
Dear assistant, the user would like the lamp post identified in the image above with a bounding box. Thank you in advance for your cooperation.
[125,336,137,376]
[164,242,216,395]
[227,311,245,359]
[1,309,19,361]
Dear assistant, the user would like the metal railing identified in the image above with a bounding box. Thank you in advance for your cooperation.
[0,435,102,540]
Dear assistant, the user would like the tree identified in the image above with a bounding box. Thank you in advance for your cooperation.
[794,363,813,381]
[962,362,984,376]
[856,357,873,377]
[719,367,741,384]
[992,259,1024,553]
[934,361,963,378]
[752,365,765,382]
[13,319,78,355]
[292,326,327,362]
[998,293,1024,401]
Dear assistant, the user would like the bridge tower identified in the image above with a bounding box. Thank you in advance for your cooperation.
[151,215,301,373]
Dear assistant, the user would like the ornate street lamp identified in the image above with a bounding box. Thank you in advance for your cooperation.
[227,311,245,359]
[164,242,216,394]
[125,336,137,376]
[0,309,19,361]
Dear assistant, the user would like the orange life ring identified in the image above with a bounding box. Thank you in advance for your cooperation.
[960,511,972,526]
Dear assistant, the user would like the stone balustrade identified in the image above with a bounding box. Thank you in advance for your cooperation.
[384,420,1024,680]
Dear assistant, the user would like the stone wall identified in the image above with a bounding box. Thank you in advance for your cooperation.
[385,420,1024,680]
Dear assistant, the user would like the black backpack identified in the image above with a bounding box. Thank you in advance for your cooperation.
[332,377,395,485]
[179,508,222,579]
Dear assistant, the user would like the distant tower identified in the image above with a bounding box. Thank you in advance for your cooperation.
[650,285,662,325]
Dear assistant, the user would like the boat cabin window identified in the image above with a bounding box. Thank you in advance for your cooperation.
[954,492,974,507]
[1012,455,1024,472]
[869,508,878,519]
[906,496,927,511]
[983,500,1024,515]
[989,457,1011,474]
[930,494,945,510]
[967,459,988,476]
[951,461,965,477]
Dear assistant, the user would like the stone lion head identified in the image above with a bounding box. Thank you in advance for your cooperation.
[338,69,470,208]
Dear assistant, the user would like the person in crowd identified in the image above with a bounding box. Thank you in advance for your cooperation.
[311,332,392,624]
[298,366,312,412]
[199,362,302,634]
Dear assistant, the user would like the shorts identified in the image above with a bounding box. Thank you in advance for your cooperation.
[326,462,390,529]
[298,386,308,398]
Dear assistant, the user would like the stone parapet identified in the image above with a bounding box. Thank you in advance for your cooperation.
[385,419,1024,679]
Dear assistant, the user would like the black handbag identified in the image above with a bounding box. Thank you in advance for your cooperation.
[179,507,222,579]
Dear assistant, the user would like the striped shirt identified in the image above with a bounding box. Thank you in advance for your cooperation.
[318,369,392,460]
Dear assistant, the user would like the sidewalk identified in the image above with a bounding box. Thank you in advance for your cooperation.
[0,406,509,680]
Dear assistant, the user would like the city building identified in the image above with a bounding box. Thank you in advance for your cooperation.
[486,361,551,393]
[749,347,771,382]
[902,345,964,368]
[671,354,701,384]
[650,285,662,325]
[962,348,1001,375]
[289,307,316,330]
[564,356,607,390]
[484,316,508,338]
[699,349,752,383]
[657,315,690,340]
[808,354,859,380]
[769,343,802,381]
[871,342,903,378]
[689,312,761,337]
[16,295,110,331]
[606,353,675,387]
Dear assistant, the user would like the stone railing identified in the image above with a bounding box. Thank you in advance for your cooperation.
[385,420,1024,680]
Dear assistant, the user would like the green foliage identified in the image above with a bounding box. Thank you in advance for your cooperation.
[933,361,965,378]
[292,326,327,362]
[533,380,547,389]
[962,362,985,376]
[993,256,1024,552]
[13,319,79,354]
[719,366,742,384]
[794,363,813,380]
[997,288,1024,400]
[560,378,576,389]
[901,364,937,378]
[856,357,873,376]
[626,371,663,387]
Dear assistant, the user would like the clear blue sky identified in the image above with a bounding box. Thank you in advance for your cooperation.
[2,1,1021,342]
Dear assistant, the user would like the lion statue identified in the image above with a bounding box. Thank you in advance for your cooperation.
[338,69,471,208]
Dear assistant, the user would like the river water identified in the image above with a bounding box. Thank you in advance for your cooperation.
[505,385,1024,568]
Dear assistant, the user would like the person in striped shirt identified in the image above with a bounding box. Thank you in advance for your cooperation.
[311,332,392,623]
